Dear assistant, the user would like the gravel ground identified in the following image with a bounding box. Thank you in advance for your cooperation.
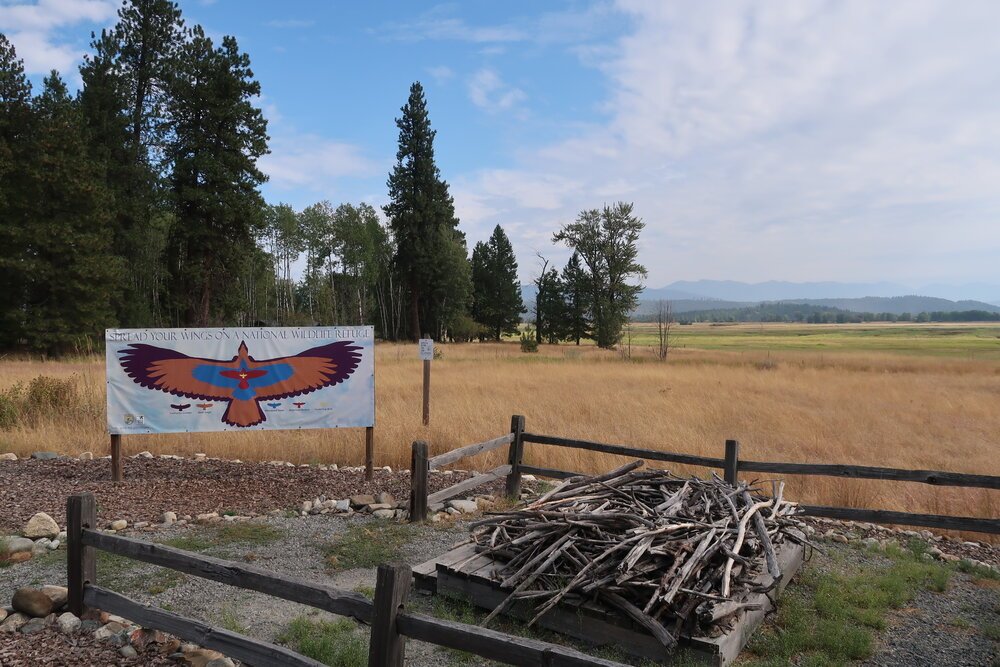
[0,457,501,532]
[4,513,999,666]
[0,627,176,666]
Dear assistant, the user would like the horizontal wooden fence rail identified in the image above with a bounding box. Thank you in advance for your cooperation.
[428,433,514,470]
[68,493,624,667]
[499,417,1000,536]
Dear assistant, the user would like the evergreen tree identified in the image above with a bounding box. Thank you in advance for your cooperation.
[164,27,268,326]
[471,225,524,340]
[20,72,121,353]
[534,263,564,344]
[79,1,184,326]
[383,81,469,340]
[553,202,646,348]
[0,34,33,347]
[560,251,591,345]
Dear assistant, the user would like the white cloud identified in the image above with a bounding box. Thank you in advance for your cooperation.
[260,135,380,192]
[426,65,454,84]
[264,19,315,29]
[0,0,116,76]
[453,0,1000,285]
[377,16,525,44]
[467,68,526,112]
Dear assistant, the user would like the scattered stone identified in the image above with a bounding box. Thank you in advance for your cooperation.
[19,617,47,634]
[206,659,236,667]
[447,499,478,514]
[78,451,93,460]
[136,451,154,458]
[367,503,394,511]
[181,647,228,666]
[31,451,59,460]
[12,587,56,617]
[349,494,376,508]
[195,512,219,523]
[0,609,5,623]
[93,621,125,640]
[31,540,50,556]
[130,627,167,651]
[7,552,32,564]
[110,519,128,531]
[160,638,182,655]
[0,453,16,461]
[300,501,313,513]
[5,536,34,554]
[445,507,460,516]
[119,645,139,658]
[23,512,60,539]
[0,613,29,633]
[194,453,207,461]
[80,620,101,633]
[941,553,960,563]
[321,499,337,510]
[47,539,60,550]
[376,491,395,505]
[57,612,81,634]
[161,511,177,525]
[372,509,395,519]
[133,521,150,529]
[521,474,536,482]
[861,537,879,549]
[335,499,350,512]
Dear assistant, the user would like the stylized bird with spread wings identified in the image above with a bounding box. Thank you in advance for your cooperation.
[118,340,362,427]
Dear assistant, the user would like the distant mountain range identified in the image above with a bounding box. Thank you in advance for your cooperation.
[520,280,1000,317]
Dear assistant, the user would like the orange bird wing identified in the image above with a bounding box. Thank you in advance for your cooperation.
[118,344,235,402]
[248,341,364,401]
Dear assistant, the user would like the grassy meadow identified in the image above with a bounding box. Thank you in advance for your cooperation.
[1,322,998,537]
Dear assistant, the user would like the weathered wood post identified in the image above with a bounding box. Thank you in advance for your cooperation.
[67,493,97,616]
[409,441,428,523]
[110,434,123,481]
[505,415,526,499]
[369,563,412,667]
[365,426,375,481]
[420,335,432,426]
[724,439,740,486]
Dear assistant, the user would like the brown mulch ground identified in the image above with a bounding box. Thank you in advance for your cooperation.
[0,458,499,532]
[0,627,175,667]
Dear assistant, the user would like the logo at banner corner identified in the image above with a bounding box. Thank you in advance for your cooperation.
[118,340,362,428]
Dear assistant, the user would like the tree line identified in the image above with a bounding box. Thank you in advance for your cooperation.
[0,1,646,354]
[639,303,1000,324]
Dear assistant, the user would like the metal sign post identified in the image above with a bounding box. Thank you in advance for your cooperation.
[419,338,433,426]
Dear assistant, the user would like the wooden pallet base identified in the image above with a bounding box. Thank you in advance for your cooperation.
[414,540,804,665]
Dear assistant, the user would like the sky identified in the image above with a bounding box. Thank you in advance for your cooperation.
[2,0,1000,289]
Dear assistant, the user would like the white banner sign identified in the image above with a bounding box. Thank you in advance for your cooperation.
[419,338,434,361]
[106,327,375,434]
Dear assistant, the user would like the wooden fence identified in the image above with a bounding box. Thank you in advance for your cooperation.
[409,415,1000,535]
[66,493,627,667]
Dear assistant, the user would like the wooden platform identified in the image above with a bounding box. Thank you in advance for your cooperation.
[414,540,804,665]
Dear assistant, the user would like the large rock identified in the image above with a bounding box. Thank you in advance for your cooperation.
[19,617,47,634]
[5,536,34,554]
[23,512,59,539]
[31,451,59,460]
[372,509,395,519]
[0,613,29,633]
[0,453,16,461]
[0,609,6,623]
[349,494,376,508]
[376,492,395,505]
[161,511,177,525]
[181,647,229,667]
[41,585,68,610]
[12,587,55,617]
[57,612,80,634]
[109,519,128,531]
[447,499,479,514]
[78,451,93,460]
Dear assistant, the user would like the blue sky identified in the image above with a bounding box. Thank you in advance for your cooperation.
[2,0,1000,289]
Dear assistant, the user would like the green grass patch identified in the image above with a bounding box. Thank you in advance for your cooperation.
[982,621,1000,642]
[279,616,367,667]
[323,521,415,571]
[159,522,285,553]
[96,551,141,589]
[956,559,1000,581]
[744,545,952,665]
[146,568,185,595]
[219,605,248,635]
[352,585,375,599]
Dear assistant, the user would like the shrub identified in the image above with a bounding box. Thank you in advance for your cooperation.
[520,332,539,353]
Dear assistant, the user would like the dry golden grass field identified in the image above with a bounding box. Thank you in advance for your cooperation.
[1,322,998,537]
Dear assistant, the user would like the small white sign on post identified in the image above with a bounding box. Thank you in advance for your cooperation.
[419,338,434,361]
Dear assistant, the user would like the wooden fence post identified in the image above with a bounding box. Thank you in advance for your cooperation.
[369,563,411,667]
[409,441,428,523]
[67,493,97,616]
[724,439,740,486]
[505,415,526,499]
[110,434,122,481]
[365,426,374,481]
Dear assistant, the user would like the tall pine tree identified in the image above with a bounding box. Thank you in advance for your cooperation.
[383,81,469,340]
[560,251,591,345]
[20,72,121,353]
[164,27,268,326]
[0,34,33,348]
[471,225,525,340]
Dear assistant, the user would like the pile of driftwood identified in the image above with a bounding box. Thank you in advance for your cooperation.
[469,461,804,652]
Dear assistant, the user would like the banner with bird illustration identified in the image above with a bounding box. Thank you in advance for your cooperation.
[105,327,375,434]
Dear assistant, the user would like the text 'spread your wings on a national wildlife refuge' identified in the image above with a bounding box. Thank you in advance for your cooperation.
[105,327,374,434]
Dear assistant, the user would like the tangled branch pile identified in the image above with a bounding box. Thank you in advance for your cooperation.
[470,461,805,652]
